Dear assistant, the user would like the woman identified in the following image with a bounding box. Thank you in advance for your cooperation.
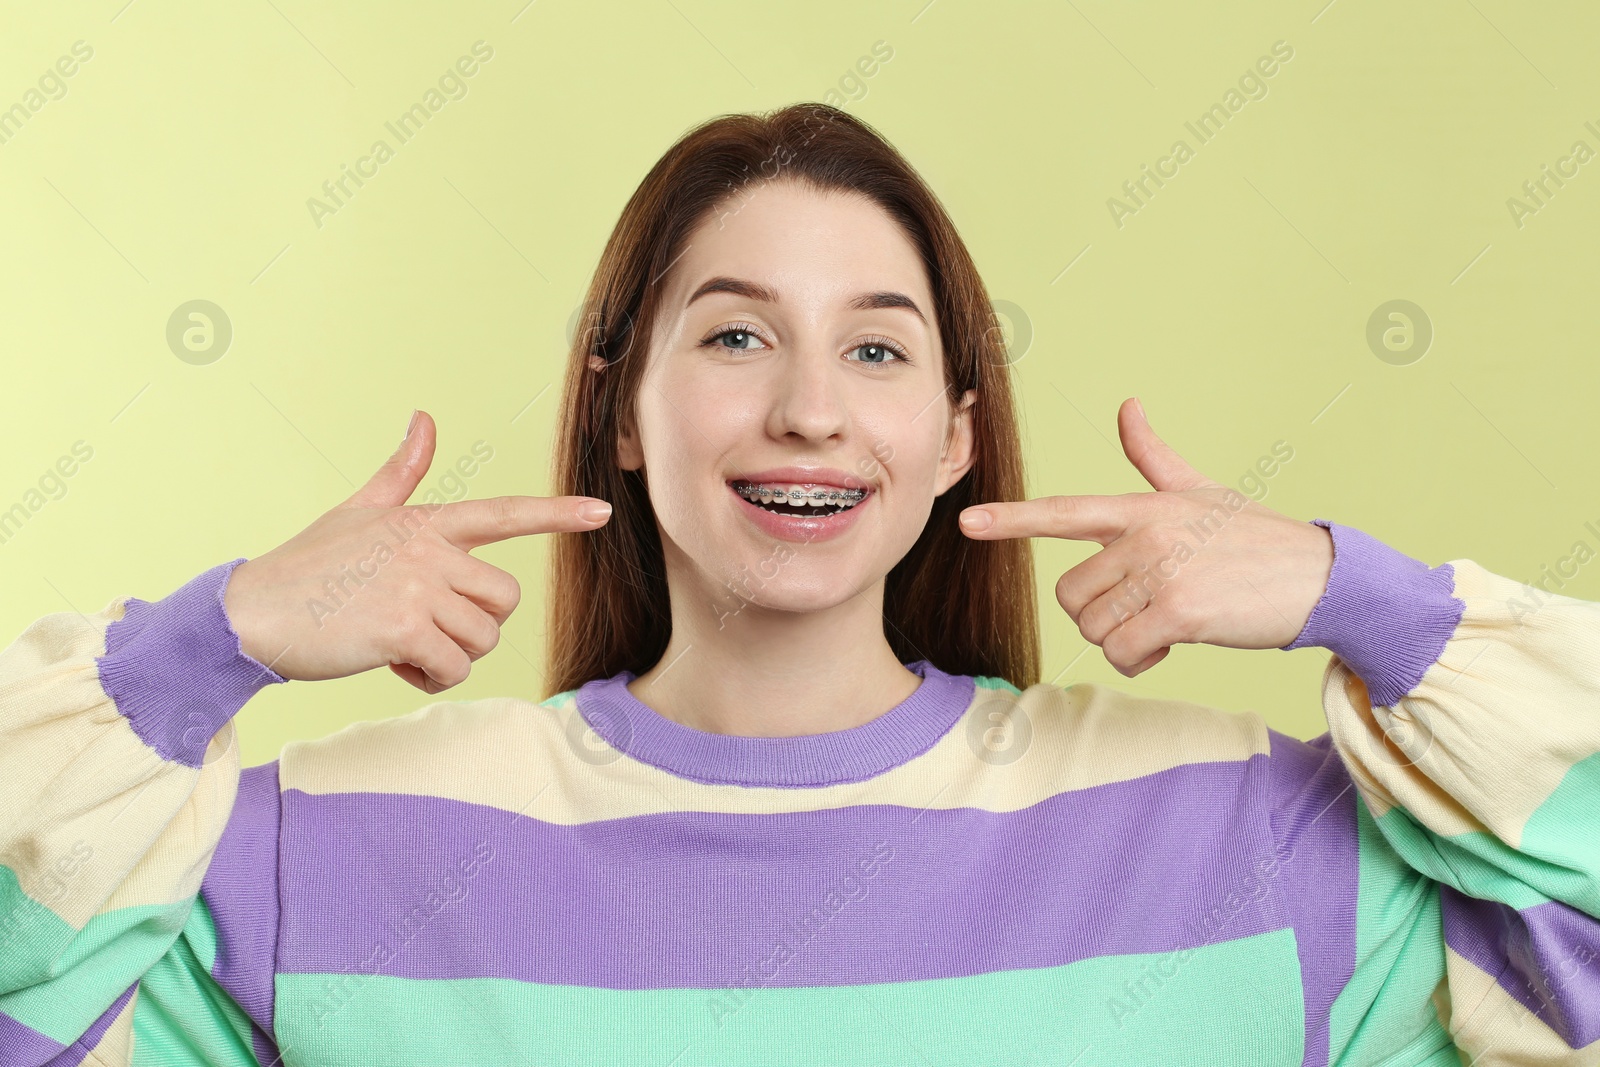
[3,103,1596,1066]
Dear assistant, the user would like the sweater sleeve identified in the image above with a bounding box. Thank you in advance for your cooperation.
[1282,518,1600,1065]
[0,559,288,1066]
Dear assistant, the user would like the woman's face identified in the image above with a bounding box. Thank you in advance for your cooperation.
[615,178,976,619]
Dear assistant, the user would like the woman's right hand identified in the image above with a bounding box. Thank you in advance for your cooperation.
[222,409,612,694]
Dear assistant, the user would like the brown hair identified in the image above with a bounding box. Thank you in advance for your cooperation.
[543,102,1039,697]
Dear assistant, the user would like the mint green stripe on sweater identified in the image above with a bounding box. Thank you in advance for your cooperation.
[972,675,1022,697]
[277,929,1306,1067]
[0,862,191,1043]
[1328,791,1453,1065]
[1369,751,1600,916]
[1521,751,1600,908]
[131,894,260,1067]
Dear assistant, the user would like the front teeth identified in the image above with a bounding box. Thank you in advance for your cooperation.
[733,482,866,508]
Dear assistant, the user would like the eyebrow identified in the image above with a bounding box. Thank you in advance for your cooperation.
[685,276,927,325]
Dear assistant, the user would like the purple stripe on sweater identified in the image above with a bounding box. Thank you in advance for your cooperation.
[0,980,136,1067]
[200,761,282,1064]
[575,659,976,788]
[0,1010,62,1067]
[72,981,134,1063]
[1441,886,1600,1048]
[95,559,287,768]
[1281,520,1464,707]
[275,756,1304,990]
[250,1026,279,1067]
[49,981,134,1066]
[1267,729,1360,1067]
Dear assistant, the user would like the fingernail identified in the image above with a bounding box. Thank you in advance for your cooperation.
[402,409,419,443]
[960,508,992,532]
[579,500,612,522]
[1133,397,1146,420]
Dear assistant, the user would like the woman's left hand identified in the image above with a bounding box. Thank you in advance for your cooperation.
[958,397,1335,678]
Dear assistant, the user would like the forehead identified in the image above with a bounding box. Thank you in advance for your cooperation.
[658,180,934,319]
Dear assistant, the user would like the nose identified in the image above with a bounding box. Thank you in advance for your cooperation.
[766,337,850,444]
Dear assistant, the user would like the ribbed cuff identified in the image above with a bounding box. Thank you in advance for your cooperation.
[1280,519,1464,706]
[96,558,288,768]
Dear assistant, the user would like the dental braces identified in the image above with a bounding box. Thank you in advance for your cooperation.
[732,482,867,508]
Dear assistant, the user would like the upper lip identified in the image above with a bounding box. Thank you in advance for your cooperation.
[730,467,872,492]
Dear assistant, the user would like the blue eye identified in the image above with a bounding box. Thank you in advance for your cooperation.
[697,324,911,365]
[713,330,764,351]
[699,325,769,353]
[845,337,910,365]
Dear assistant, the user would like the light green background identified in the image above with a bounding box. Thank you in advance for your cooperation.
[2,1,1595,768]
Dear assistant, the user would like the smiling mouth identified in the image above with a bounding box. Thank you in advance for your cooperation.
[730,480,869,517]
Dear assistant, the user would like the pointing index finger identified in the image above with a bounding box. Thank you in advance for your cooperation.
[427,495,613,551]
[959,495,1134,545]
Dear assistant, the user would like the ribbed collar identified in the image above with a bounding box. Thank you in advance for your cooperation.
[572,659,976,788]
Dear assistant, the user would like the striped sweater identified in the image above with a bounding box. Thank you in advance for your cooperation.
[2,518,1598,1066]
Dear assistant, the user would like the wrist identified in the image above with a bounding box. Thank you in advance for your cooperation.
[221,558,272,668]
[96,558,289,767]
[1280,519,1464,706]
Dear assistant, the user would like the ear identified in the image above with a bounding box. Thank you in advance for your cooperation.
[935,389,978,495]
[587,353,645,472]
[616,406,644,472]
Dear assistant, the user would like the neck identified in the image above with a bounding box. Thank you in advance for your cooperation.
[626,545,921,738]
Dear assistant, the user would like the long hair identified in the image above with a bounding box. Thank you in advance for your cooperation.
[544,102,1039,696]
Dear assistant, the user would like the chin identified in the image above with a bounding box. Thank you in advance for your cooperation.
[738,587,863,616]
[709,563,871,615]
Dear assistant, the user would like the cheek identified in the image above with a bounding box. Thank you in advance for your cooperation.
[857,407,948,492]
[884,454,943,527]
[859,432,947,544]
[648,361,756,440]
[636,387,746,524]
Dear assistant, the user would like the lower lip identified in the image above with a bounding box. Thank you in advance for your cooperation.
[730,485,871,543]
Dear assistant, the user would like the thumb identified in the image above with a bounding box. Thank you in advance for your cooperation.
[345,409,434,510]
[1118,397,1217,493]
